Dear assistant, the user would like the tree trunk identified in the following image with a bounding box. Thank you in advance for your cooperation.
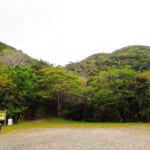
[118,107,126,122]
[4,93,8,102]
[14,113,18,124]
[57,93,61,118]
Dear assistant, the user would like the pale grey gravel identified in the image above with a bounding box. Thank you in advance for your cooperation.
[0,126,150,150]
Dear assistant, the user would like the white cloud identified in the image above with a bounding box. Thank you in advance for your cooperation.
[0,0,150,65]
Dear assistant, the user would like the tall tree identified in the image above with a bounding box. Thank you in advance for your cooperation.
[37,67,83,117]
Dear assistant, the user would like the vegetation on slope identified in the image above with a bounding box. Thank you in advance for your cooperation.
[0,43,150,123]
[66,45,150,77]
[0,42,49,68]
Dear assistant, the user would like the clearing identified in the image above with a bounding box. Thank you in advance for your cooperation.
[0,119,150,150]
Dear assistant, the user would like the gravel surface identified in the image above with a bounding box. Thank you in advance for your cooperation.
[0,126,150,150]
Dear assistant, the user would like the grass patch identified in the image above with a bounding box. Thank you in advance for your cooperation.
[1,118,150,134]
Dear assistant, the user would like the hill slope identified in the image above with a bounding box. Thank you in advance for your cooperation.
[65,45,150,77]
[0,42,40,67]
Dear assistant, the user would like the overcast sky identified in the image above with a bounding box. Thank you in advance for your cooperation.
[1,0,150,66]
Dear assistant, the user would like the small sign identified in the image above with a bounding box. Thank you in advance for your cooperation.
[0,112,5,120]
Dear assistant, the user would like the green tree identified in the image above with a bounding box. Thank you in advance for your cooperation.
[0,66,37,121]
[37,67,83,118]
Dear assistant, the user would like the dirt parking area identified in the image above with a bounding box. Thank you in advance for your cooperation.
[0,126,150,150]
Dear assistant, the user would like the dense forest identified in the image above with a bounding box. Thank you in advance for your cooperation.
[0,42,150,122]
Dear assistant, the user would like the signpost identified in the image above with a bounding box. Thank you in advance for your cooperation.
[0,110,6,125]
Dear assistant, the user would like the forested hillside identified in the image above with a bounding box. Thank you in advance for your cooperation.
[0,42,47,68]
[0,43,150,122]
[66,46,150,77]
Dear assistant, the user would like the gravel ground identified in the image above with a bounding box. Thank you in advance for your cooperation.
[0,126,150,150]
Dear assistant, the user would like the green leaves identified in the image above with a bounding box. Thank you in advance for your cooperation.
[1,45,150,122]
[36,67,84,117]
[0,66,37,118]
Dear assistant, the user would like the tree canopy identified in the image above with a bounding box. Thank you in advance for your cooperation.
[0,43,150,122]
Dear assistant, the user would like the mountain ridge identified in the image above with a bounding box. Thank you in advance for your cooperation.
[65,45,150,77]
[0,42,49,68]
[1,42,150,75]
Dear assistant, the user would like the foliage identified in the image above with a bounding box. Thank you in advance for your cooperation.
[0,42,40,68]
[37,67,84,118]
[66,46,150,77]
[0,66,37,120]
[0,43,150,122]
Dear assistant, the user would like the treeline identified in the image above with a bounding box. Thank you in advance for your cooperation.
[0,65,150,122]
[66,46,150,77]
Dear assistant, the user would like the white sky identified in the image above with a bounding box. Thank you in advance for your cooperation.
[1,0,150,66]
